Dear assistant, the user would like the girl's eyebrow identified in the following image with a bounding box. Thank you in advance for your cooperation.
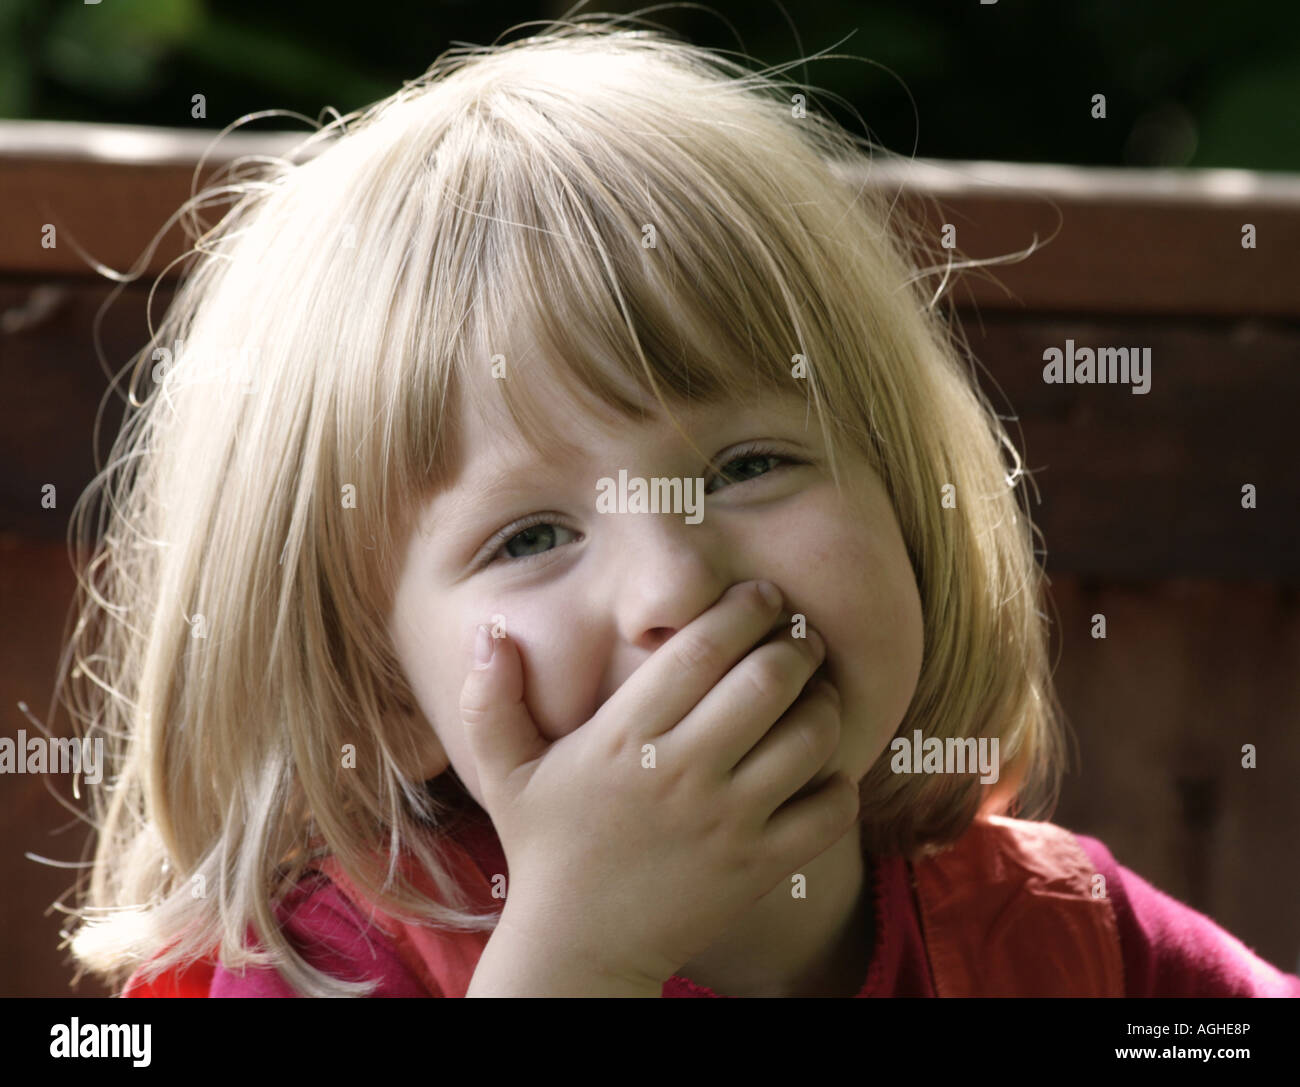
[428,395,804,535]
[427,460,570,539]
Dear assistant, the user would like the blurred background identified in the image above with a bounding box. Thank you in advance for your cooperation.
[2,0,1298,998]
[2,0,1299,169]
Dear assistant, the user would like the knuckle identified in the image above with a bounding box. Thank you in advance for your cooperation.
[815,678,841,710]
[741,654,787,703]
[814,702,841,744]
[801,628,826,664]
[793,719,822,761]
[742,580,774,615]
[790,700,838,760]
[774,636,812,678]
[668,629,722,675]
[459,695,490,726]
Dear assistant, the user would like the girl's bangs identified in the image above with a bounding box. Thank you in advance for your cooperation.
[449,133,821,462]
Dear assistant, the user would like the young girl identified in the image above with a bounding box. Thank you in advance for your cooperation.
[60,19,1298,998]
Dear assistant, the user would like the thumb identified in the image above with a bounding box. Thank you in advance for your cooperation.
[459,625,548,788]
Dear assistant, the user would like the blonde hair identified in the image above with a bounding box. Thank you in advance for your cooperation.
[60,15,1067,998]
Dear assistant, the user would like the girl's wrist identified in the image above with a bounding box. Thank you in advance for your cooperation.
[483,899,668,996]
[470,911,663,997]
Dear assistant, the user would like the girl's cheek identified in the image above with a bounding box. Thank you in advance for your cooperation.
[462,626,482,676]
[416,743,451,782]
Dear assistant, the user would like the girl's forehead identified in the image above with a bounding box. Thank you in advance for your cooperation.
[459,346,645,438]
[459,359,808,462]
[455,321,671,437]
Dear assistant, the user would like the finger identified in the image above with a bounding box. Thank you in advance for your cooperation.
[729,676,841,813]
[459,625,548,791]
[605,580,784,743]
[673,623,827,773]
[760,772,861,873]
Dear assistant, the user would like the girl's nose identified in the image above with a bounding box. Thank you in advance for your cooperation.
[608,514,733,654]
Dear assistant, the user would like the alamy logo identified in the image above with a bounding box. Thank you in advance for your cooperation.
[1042,339,1151,394]
[152,339,258,393]
[0,730,103,784]
[890,729,1000,784]
[50,1019,150,1067]
[595,470,704,524]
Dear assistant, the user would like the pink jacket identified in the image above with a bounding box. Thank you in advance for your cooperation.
[122,813,1300,997]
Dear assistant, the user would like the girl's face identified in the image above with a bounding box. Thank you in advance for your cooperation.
[389,361,925,807]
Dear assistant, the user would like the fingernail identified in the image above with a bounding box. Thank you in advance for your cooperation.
[474,624,495,668]
[756,580,781,608]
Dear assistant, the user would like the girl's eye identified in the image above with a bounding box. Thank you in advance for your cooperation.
[703,446,795,495]
[482,445,797,566]
[488,519,579,565]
